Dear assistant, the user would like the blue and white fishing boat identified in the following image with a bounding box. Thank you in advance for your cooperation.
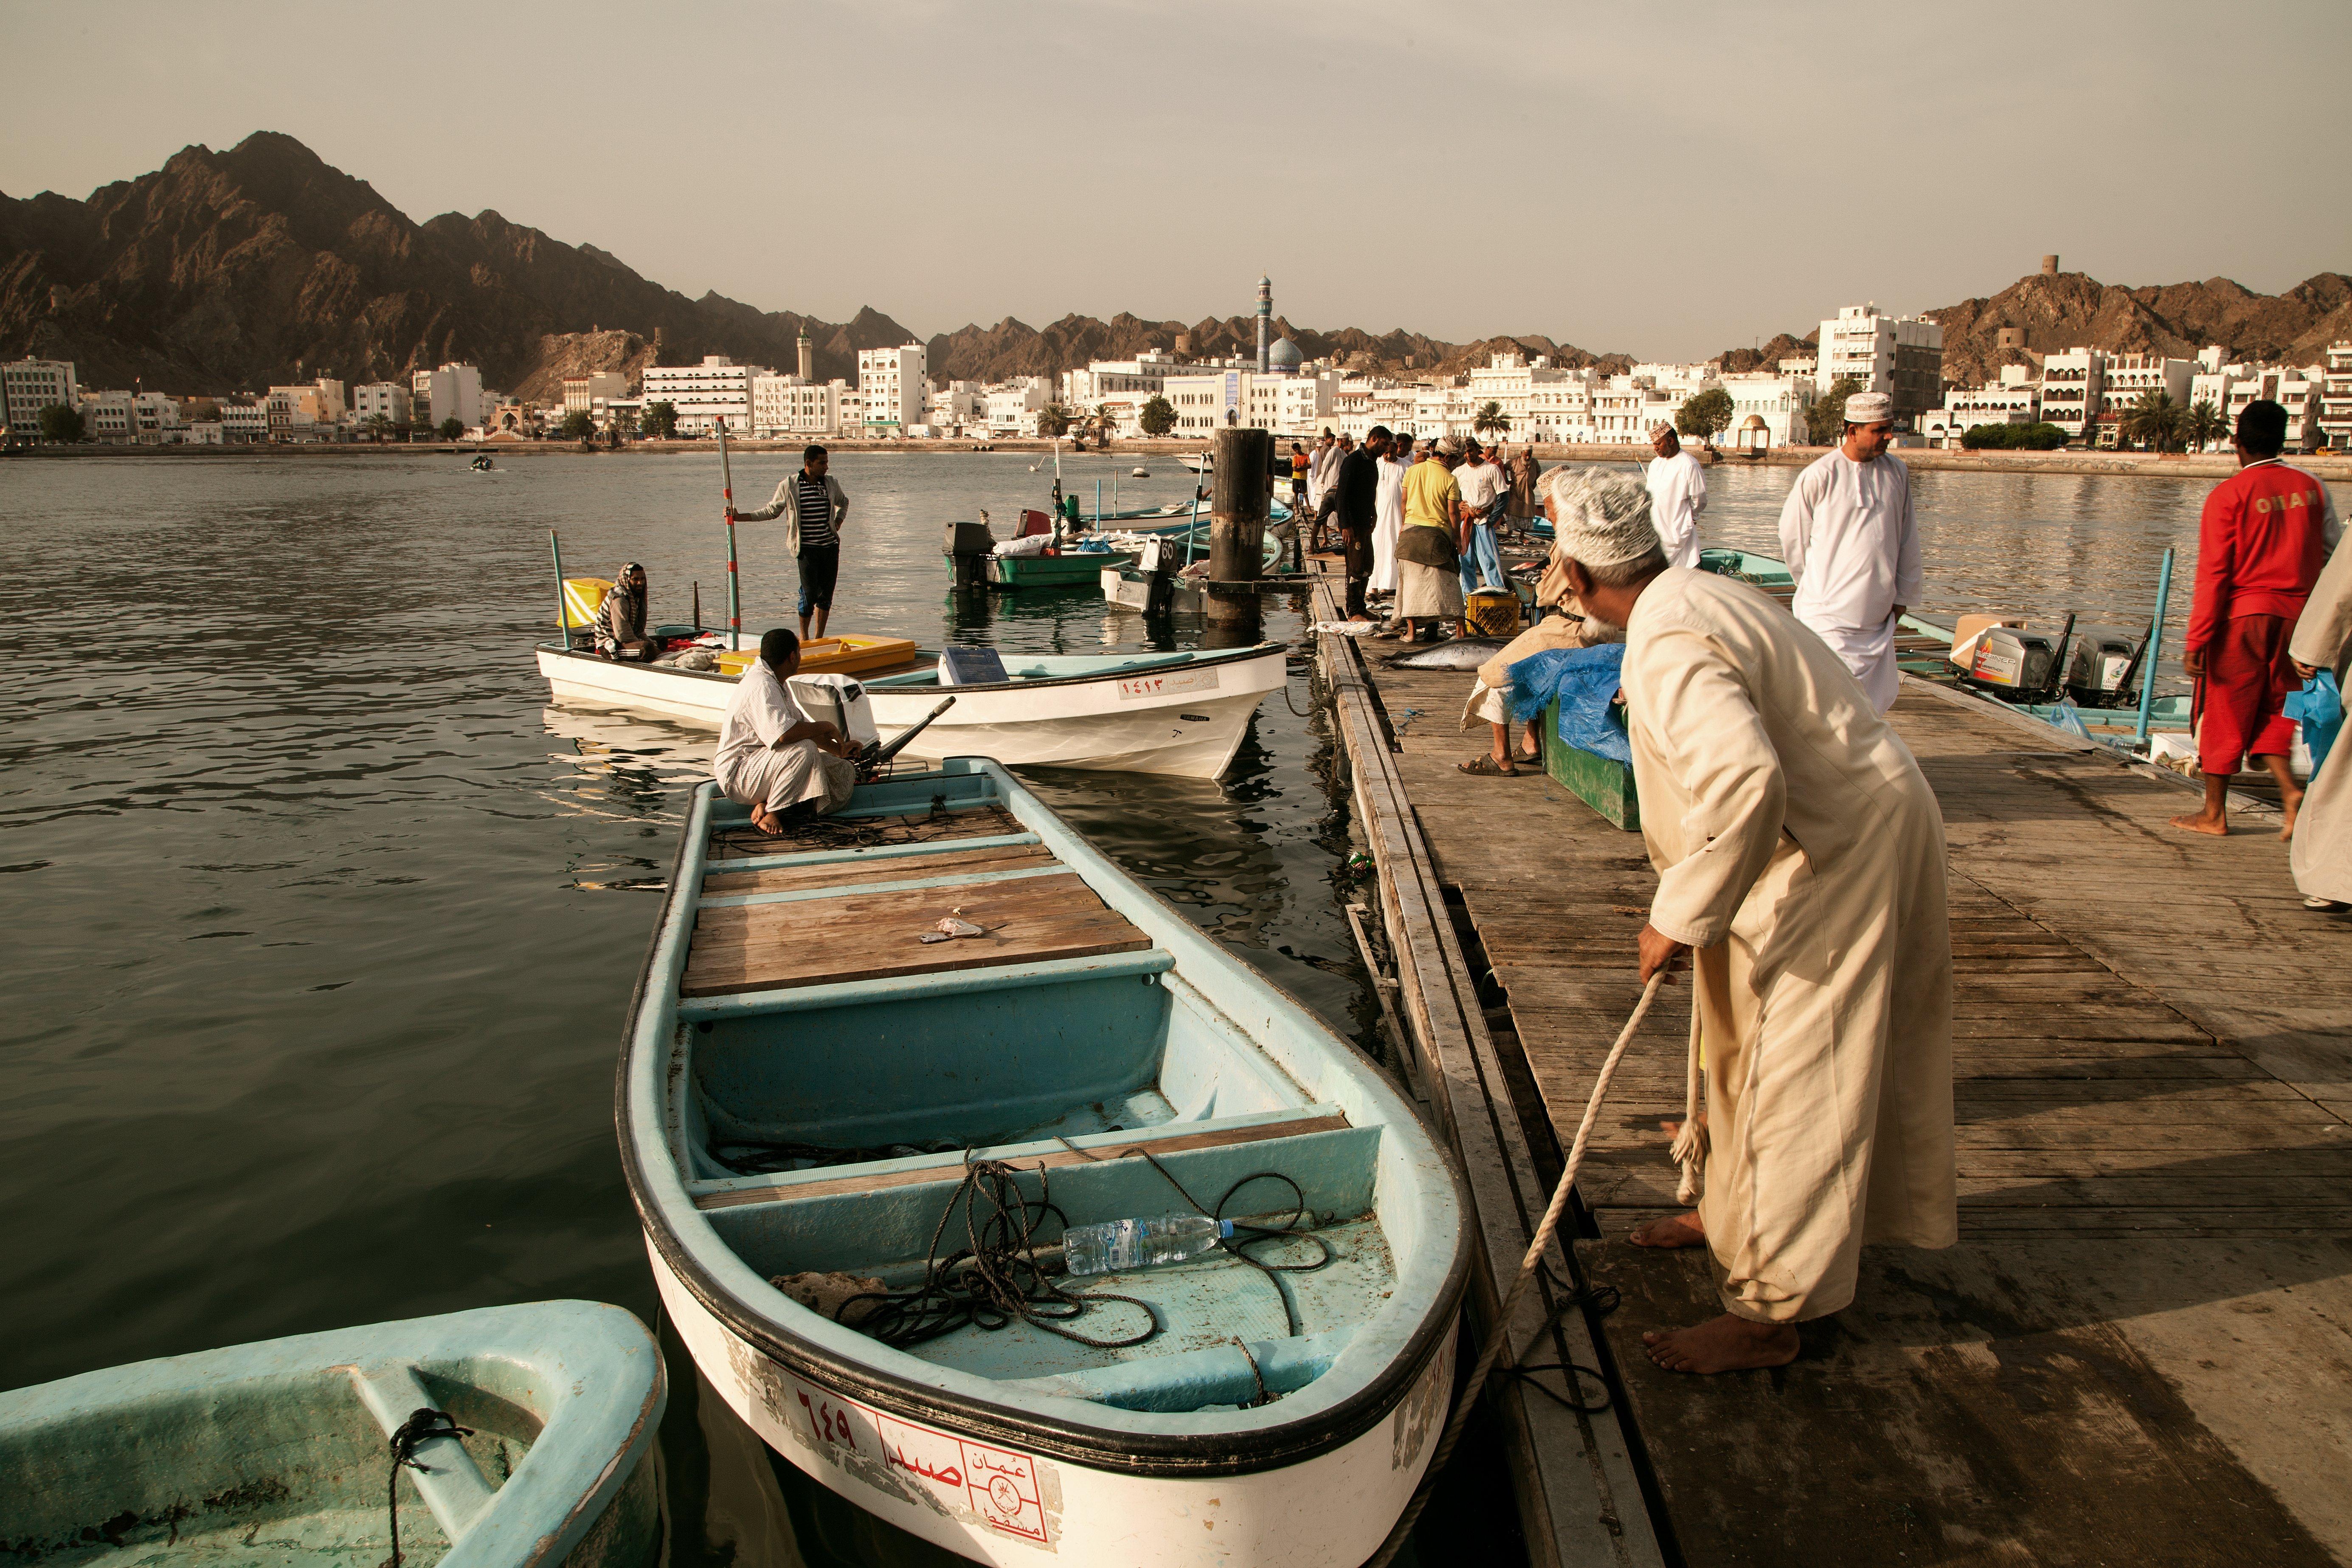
[0,1301,666,1568]
[620,762,1470,1566]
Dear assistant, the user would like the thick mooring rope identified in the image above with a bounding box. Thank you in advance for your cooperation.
[1362,971,1666,1568]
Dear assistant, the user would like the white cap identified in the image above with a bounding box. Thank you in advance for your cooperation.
[1844,391,1893,425]
[1539,468,1660,569]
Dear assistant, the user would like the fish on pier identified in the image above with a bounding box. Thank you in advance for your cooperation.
[1385,637,1511,671]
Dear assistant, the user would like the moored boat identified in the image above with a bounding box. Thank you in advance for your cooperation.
[536,637,1288,777]
[0,1301,665,1568]
[619,762,1469,1566]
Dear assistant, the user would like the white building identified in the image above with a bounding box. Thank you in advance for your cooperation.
[2037,348,2104,440]
[2316,341,2352,451]
[1716,373,1815,451]
[1062,352,1184,407]
[560,372,629,417]
[131,391,182,443]
[79,389,137,443]
[641,356,771,437]
[926,380,985,435]
[857,344,927,433]
[3,358,81,437]
[411,363,485,431]
[2091,354,2194,447]
[751,374,854,437]
[985,377,1052,437]
[2221,367,2324,452]
[1816,303,1944,421]
[1919,367,2041,448]
[217,400,267,442]
[350,381,413,427]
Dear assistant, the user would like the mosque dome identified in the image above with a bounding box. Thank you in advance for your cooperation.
[1268,336,1303,369]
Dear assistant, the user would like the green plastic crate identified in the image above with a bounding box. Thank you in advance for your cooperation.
[1540,697,1640,831]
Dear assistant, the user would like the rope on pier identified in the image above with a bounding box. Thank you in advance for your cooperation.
[1363,971,1667,1568]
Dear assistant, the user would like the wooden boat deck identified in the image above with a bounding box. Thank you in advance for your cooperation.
[684,803,1151,998]
[1311,573,2352,1565]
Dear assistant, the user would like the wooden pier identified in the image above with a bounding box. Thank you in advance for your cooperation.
[1308,574,2352,1567]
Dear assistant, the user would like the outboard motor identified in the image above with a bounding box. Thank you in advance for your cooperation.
[1950,613,2073,703]
[2063,627,2145,709]
[786,673,880,752]
[944,518,996,590]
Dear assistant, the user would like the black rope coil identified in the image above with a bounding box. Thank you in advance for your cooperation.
[385,1406,473,1568]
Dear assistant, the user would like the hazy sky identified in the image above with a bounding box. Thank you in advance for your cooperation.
[6,0,2347,360]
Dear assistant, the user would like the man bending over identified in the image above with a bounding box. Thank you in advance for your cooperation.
[713,628,856,832]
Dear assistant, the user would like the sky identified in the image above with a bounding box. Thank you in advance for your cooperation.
[5,0,2349,361]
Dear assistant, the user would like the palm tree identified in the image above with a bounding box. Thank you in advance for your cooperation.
[2119,390,2184,453]
[1472,400,1510,439]
[2185,397,2228,453]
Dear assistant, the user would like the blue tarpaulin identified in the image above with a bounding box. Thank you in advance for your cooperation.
[2286,671,2342,774]
[1504,643,1630,764]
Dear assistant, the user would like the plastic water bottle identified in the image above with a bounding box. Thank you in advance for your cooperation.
[1061,1215,1234,1277]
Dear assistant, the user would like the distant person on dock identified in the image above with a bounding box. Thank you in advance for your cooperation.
[594,561,658,661]
[1453,439,1509,595]
[1308,430,1342,532]
[1645,422,1708,569]
[1290,442,1310,510]
[1391,436,1469,643]
[734,444,850,641]
[1544,468,1955,1374]
[1314,433,1355,552]
[1370,429,1411,604]
[2289,512,2352,909]
[1336,426,1389,621]
[1505,444,1542,534]
[714,628,855,833]
[1775,391,1920,714]
[2172,400,2341,839]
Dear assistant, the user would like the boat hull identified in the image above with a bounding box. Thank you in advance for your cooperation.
[652,1201,1454,1568]
[537,645,1285,778]
[986,551,1138,589]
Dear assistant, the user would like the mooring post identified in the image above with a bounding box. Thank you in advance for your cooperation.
[1208,426,1271,584]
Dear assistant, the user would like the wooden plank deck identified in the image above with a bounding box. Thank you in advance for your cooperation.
[1329,595,2352,1565]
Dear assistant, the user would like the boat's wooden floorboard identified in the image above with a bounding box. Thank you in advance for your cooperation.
[1342,618,2352,1564]
[708,802,1020,860]
[682,842,1151,998]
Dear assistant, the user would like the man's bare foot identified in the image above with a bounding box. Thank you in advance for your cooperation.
[2281,788,2304,840]
[2169,811,2229,836]
[750,805,782,835]
[1642,1313,1800,1374]
[1629,1213,1705,1249]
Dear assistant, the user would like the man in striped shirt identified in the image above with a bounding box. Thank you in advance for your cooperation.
[737,444,850,638]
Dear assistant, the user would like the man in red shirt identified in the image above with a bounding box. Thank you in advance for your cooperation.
[2173,400,2342,837]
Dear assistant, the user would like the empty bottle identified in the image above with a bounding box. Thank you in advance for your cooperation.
[1061,1215,1234,1277]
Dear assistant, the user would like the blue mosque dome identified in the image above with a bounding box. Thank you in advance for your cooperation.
[1268,336,1303,370]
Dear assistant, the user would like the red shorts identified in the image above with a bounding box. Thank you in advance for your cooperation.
[2193,614,2299,775]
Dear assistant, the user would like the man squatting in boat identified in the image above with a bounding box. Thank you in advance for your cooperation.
[594,562,658,661]
[713,628,856,833]
[1546,468,1958,1373]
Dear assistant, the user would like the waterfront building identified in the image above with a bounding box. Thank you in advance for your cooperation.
[560,372,629,419]
[1716,372,1814,450]
[411,363,485,431]
[2223,367,2323,451]
[78,389,137,443]
[1816,303,1943,421]
[2321,341,2352,451]
[857,344,926,434]
[3,358,81,437]
[1779,356,1818,380]
[2089,355,2194,447]
[264,382,342,436]
[926,380,984,436]
[1061,352,1184,408]
[2037,349,2104,440]
[217,399,267,442]
[985,377,1051,437]
[1918,369,2040,448]
[641,356,771,437]
[751,374,853,437]
[351,381,413,427]
[131,391,183,443]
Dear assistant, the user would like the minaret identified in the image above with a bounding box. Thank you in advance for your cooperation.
[796,327,813,381]
[1255,276,1272,373]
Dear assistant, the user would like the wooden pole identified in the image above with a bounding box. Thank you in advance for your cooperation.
[549,530,569,644]
[715,416,740,651]
[1208,426,1271,583]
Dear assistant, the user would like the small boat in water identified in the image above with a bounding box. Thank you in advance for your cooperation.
[0,1301,665,1568]
[537,636,1288,777]
[621,761,1469,1566]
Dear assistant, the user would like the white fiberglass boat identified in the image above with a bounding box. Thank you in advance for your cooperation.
[535,636,1288,778]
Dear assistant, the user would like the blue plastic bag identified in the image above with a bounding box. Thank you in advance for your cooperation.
[2284,670,2341,774]
[1504,644,1630,765]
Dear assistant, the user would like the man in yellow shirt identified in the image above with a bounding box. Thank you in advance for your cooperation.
[1392,436,1467,643]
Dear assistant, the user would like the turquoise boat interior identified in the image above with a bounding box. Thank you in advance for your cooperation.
[0,1303,664,1568]
[630,763,1466,1439]
[859,645,1272,692]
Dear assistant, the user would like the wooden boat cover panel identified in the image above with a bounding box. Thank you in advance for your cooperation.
[709,803,1019,860]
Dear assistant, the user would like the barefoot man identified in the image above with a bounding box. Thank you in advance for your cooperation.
[714,628,856,834]
[1544,469,1957,1374]
[2172,399,2341,839]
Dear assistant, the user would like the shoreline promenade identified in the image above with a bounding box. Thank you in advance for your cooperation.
[1309,568,2352,1567]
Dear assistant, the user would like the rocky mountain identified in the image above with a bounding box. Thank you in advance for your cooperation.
[1924,270,2352,388]
[0,132,918,397]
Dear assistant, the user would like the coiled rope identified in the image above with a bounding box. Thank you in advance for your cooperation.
[1362,971,1666,1568]
[385,1406,473,1568]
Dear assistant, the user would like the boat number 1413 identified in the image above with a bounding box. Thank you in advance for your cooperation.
[1116,668,1220,701]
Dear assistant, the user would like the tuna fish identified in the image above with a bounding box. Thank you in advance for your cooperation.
[1384,637,1511,671]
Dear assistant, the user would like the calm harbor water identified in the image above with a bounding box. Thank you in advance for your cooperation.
[2,450,2334,1564]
